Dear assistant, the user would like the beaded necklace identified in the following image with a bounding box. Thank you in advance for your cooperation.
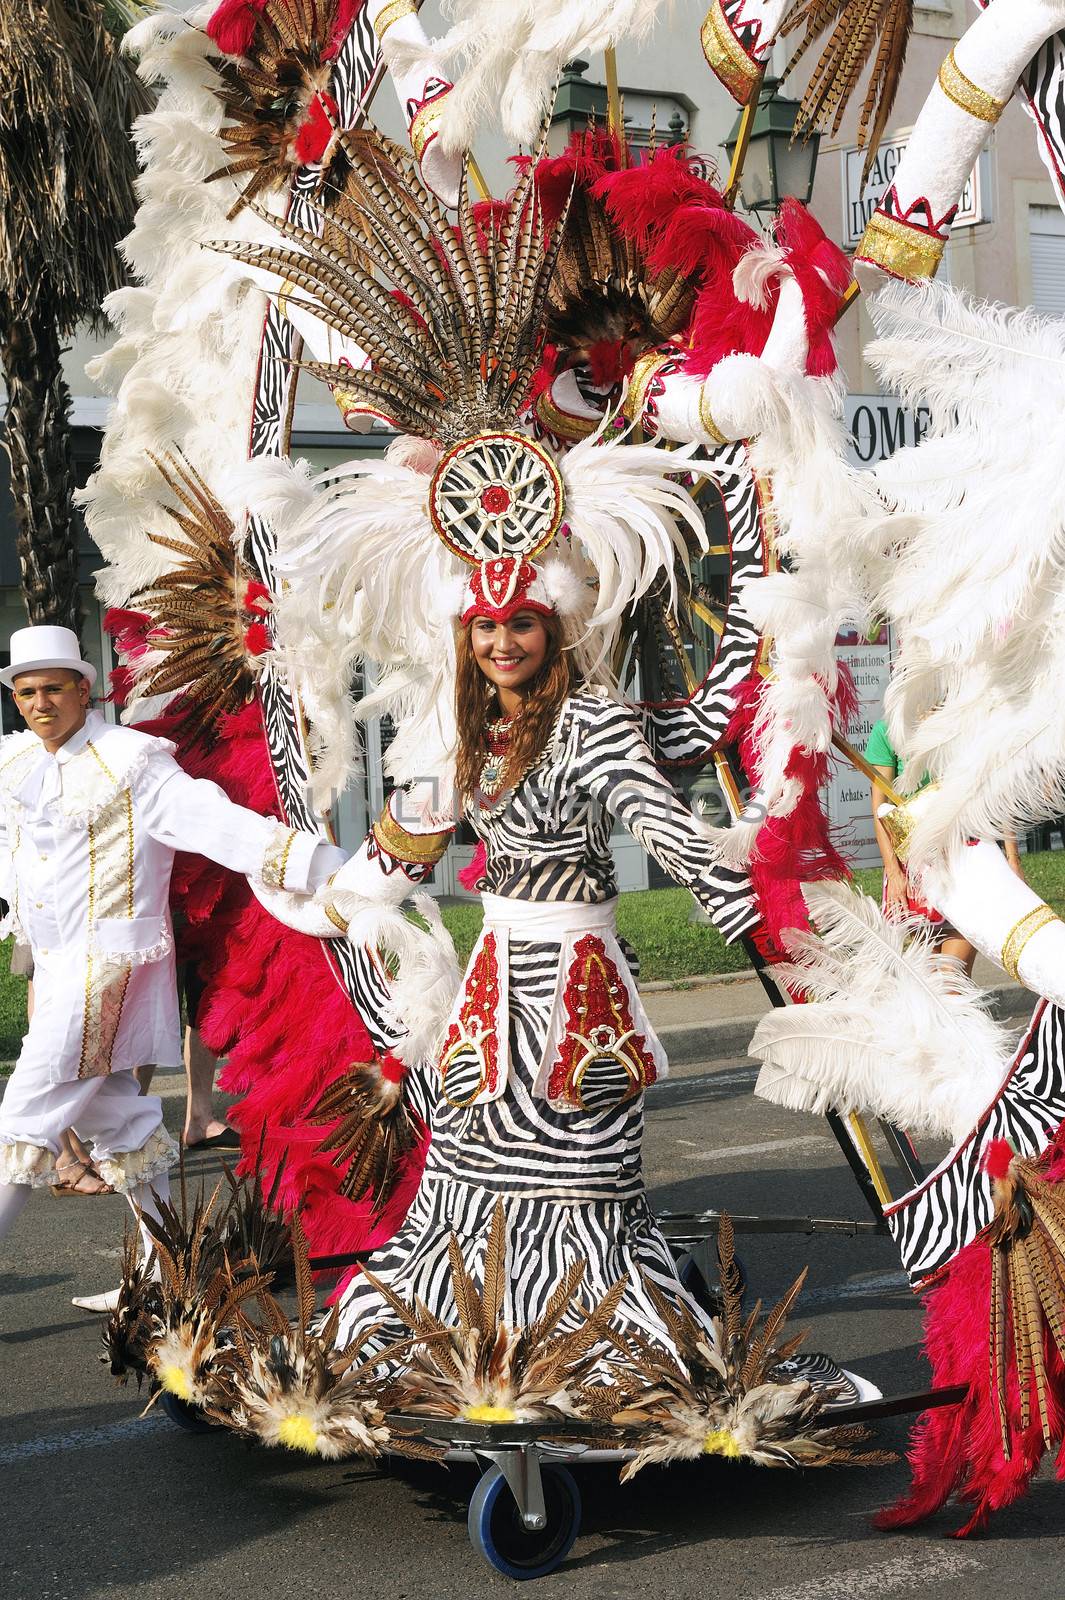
[479,713,514,802]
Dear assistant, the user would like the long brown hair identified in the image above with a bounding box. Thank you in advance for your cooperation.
[454,611,575,801]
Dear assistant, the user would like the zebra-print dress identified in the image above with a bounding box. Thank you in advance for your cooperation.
[333,691,759,1356]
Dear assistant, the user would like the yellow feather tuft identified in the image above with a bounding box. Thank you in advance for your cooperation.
[463,1403,517,1423]
[277,1414,320,1454]
[160,1364,194,1402]
[703,1428,742,1459]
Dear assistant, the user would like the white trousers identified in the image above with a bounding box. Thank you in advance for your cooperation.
[0,1063,169,1188]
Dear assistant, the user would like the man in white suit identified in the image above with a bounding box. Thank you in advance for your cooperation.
[0,625,344,1308]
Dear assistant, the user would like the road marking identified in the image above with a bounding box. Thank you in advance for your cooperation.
[803,1270,909,1307]
[755,1549,983,1600]
[0,1412,170,1465]
[681,1135,832,1163]
[649,1068,756,1097]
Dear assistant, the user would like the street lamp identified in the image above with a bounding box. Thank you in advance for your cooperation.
[723,77,820,213]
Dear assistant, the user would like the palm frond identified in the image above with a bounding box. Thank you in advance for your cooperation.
[0,0,151,331]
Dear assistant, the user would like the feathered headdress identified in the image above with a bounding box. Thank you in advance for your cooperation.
[213,124,719,800]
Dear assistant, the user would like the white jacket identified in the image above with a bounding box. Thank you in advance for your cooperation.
[0,711,335,1083]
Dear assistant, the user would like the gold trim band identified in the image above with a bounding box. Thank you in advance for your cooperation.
[373,804,452,866]
[409,97,443,163]
[698,384,729,447]
[938,48,1007,124]
[262,826,297,891]
[534,389,598,444]
[1001,905,1060,981]
[373,0,417,43]
[623,349,672,426]
[324,900,350,935]
[856,210,945,283]
[700,0,761,105]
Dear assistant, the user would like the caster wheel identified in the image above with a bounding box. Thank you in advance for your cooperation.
[159,1389,215,1433]
[467,1463,581,1580]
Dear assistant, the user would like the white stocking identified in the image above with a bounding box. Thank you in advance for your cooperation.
[127,1172,170,1281]
[0,1181,33,1243]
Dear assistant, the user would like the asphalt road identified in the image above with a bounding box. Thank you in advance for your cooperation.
[3,1057,1063,1600]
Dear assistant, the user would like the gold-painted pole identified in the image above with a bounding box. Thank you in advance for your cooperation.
[834,277,862,325]
[466,153,490,199]
[847,1112,894,1206]
[713,750,744,819]
[605,46,622,134]
[724,70,764,209]
[831,730,905,806]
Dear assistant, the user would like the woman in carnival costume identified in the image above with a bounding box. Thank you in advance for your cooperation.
[328,553,767,1356]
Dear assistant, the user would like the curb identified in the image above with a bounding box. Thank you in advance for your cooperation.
[654,981,1038,1067]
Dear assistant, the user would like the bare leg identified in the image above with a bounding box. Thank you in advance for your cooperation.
[182,1026,231,1146]
[940,933,978,981]
[134,1064,156,1094]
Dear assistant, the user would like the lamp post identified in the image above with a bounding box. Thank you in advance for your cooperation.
[723,76,820,214]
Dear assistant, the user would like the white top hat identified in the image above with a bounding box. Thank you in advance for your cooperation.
[0,625,98,690]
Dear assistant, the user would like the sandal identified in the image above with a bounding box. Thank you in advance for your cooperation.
[52,1157,115,1197]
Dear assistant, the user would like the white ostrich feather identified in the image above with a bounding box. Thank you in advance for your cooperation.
[715,366,874,827]
[83,5,271,626]
[319,891,461,1069]
[751,880,1011,1141]
[732,245,788,310]
[388,0,663,153]
[560,425,711,673]
[848,277,1065,866]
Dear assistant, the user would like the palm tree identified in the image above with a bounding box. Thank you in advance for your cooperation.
[0,1,149,635]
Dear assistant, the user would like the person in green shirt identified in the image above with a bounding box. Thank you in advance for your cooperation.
[865,716,1003,978]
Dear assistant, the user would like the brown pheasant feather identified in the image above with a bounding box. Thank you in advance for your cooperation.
[208,0,346,218]
[310,1057,419,1212]
[102,1226,163,1385]
[365,1199,630,1434]
[544,152,695,374]
[130,451,269,745]
[210,123,571,446]
[220,1217,442,1460]
[986,1142,1065,1456]
[606,1218,892,1477]
[140,1160,278,1414]
[782,0,914,182]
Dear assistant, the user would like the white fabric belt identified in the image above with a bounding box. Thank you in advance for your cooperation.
[480,894,619,940]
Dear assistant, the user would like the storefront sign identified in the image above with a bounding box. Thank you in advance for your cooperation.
[842,137,989,249]
[827,624,895,869]
[845,393,934,468]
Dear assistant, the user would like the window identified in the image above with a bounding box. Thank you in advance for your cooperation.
[1030,204,1065,314]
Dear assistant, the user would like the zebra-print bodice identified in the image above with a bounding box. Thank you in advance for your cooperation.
[469,689,757,944]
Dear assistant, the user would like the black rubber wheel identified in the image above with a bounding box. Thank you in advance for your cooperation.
[159,1389,215,1433]
[675,1248,748,1317]
[467,1463,581,1580]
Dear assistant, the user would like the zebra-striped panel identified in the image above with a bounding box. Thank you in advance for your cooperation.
[240,16,404,1057]
[471,691,759,944]
[334,941,711,1365]
[643,441,770,769]
[886,999,1065,1286]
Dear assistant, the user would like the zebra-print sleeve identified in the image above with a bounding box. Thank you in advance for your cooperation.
[569,694,759,942]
